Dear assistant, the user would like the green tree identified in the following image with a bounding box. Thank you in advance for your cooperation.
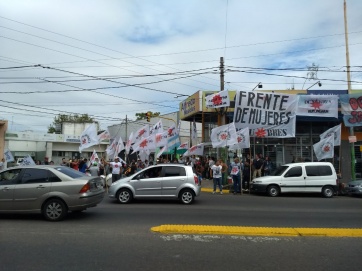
[135,112,160,120]
[48,114,96,133]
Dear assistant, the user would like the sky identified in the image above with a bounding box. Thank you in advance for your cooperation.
[1,0,362,133]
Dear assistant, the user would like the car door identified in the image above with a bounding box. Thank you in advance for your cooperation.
[305,165,335,193]
[280,166,306,193]
[131,166,163,197]
[12,168,51,211]
[0,168,22,210]
[161,166,187,197]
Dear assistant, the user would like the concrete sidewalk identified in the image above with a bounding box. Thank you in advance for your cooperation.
[200,178,245,194]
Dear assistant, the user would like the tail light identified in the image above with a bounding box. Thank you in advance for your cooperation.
[194,175,199,185]
[79,183,90,193]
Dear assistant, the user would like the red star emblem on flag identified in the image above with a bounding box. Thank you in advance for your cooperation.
[220,133,228,140]
[255,128,267,138]
[212,94,223,106]
[311,100,322,110]
[140,139,148,148]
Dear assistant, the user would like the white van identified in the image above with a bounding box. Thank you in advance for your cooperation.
[251,162,338,198]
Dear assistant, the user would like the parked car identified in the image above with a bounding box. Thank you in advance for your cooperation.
[346,179,362,196]
[0,165,105,221]
[108,164,201,204]
[251,162,338,198]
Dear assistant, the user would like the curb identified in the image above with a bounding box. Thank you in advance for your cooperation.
[151,225,362,238]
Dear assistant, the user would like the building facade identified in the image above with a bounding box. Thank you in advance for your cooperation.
[179,90,362,180]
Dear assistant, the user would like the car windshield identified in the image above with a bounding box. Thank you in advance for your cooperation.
[270,165,289,176]
[54,166,85,178]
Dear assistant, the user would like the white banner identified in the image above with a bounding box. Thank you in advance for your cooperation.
[133,125,149,144]
[233,90,298,138]
[313,135,334,161]
[320,124,341,146]
[155,131,168,147]
[4,149,14,163]
[125,132,134,154]
[131,135,156,154]
[183,143,204,156]
[340,94,362,127]
[156,145,168,159]
[178,142,189,150]
[210,122,238,148]
[20,154,36,166]
[114,136,125,158]
[90,150,99,163]
[79,123,99,152]
[297,95,338,118]
[97,129,111,143]
[229,127,250,150]
[205,90,230,108]
[106,139,117,157]
[149,120,163,136]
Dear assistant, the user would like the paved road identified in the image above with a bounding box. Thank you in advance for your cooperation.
[0,193,361,271]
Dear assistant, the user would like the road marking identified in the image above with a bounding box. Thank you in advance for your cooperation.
[151,225,362,237]
[160,234,293,243]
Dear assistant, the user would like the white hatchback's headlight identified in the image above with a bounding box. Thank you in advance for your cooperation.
[254,181,262,184]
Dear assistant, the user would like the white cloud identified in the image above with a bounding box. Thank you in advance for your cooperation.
[0,0,361,132]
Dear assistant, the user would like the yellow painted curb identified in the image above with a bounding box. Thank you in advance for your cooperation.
[151,225,362,237]
[201,188,230,193]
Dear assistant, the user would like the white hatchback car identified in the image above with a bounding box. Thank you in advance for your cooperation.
[251,162,338,198]
[108,164,201,204]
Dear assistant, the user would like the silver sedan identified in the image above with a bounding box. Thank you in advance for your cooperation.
[0,165,105,221]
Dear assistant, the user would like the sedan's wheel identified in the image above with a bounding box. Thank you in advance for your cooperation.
[267,185,280,197]
[116,189,133,204]
[180,189,195,204]
[322,186,334,198]
[42,199,67,221]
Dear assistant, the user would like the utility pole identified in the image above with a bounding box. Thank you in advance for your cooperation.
[217,57,226,161]
[344,0,355,180]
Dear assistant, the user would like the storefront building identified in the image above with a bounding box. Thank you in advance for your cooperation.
[179,90,362,180]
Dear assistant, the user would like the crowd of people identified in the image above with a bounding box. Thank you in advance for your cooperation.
[32,154,274,191]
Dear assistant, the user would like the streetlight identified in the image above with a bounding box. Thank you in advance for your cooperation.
[306,81,322,90]
[252,82,263,91]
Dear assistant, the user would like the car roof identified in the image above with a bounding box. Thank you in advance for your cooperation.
[1,165,69,171]
[283,162,333,167]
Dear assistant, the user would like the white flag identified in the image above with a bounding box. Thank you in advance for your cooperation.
[191,120,198,146]
[79,123,99,152]
[178,142,189,150]
[210,122,238,148]
[125,132,134,154]
[114,136,125,158]
[183,143,204,156]
[313,135,334,161]
[133,125,149,144]
[149,120,163,136]
[320,124,341,146]
[156,145,168,159]
[229,127,250,150]
[97,129,111,143]
[90,150,99,164]
[131,135,156,154]
[297,95,338,118]
[106,138,117,157]
[167,124,178,138]
[205,90,230,108]
[20,155,36,166]
[155,131,168,147]
[4,149,14,163]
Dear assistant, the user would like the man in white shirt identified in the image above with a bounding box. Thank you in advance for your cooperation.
[211,160,223,194]
[108,157,123,183]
